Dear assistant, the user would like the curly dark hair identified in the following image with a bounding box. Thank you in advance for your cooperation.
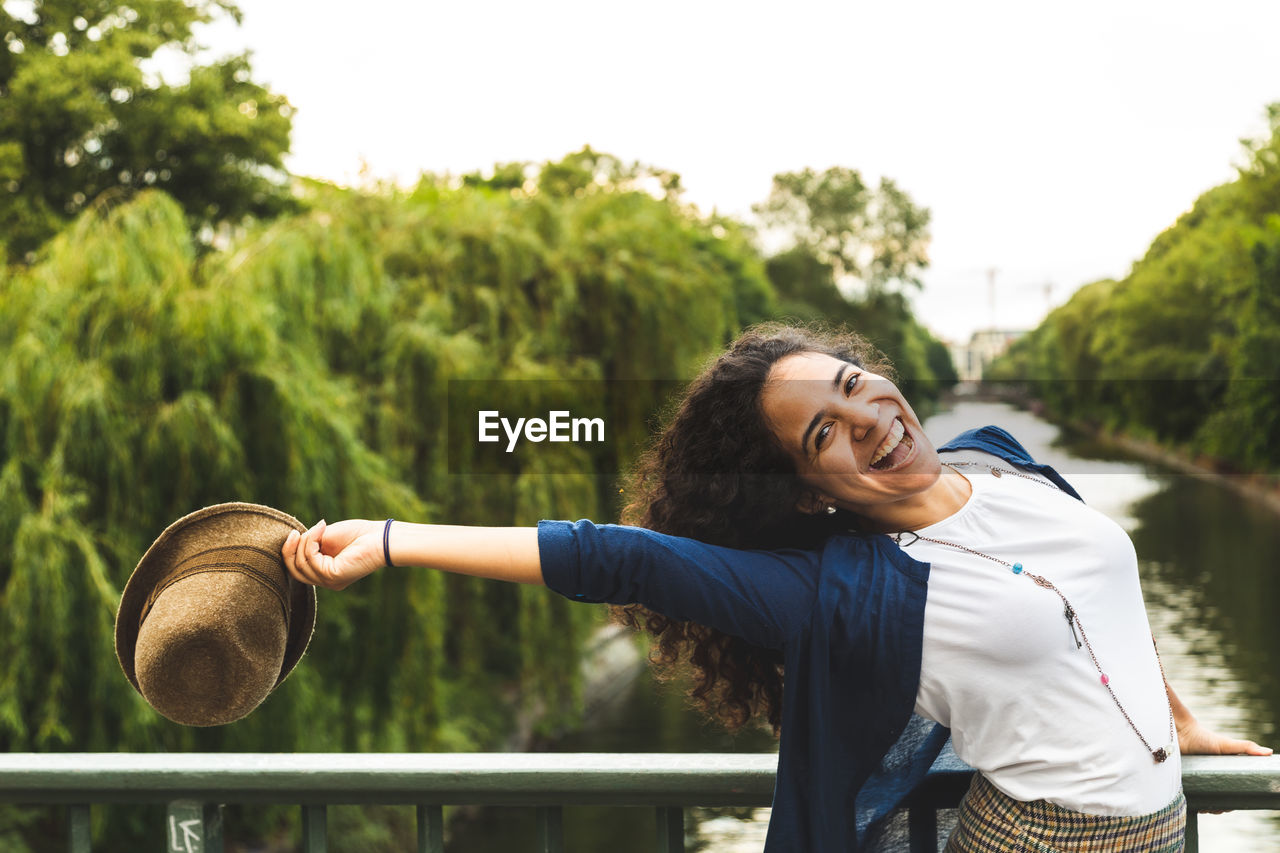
[613,322,893,735]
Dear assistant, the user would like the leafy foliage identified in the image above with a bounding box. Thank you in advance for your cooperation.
[754,166,932,293]
[1,9,954,825]
[0,0,293,263]
[988,103,1280,474]
[762,243,957,396]
[751,166,953,396]
[0,150,795,845]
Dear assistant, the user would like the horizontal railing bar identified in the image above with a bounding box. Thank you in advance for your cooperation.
[0,753,776,806]
[0,754,1276,811]
[901,754,1280,812]
[1179,755,1280,810]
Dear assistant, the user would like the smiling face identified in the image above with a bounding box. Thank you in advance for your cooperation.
[760,351,950,529]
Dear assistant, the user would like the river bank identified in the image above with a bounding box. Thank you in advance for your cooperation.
[954,383,1280,517]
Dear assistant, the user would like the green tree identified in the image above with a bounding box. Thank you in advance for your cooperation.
[753,169,953,398]
[1195,221,1280,470]
[0,147,783,846]
[537,145,683,201]
[0,0,293,263]
[987,102,1280,474]
[1236,102,1280,220]
[753,166,931,294]
[460,146,686,205]
[764,245,845,320]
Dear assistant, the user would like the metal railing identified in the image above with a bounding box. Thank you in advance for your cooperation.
[1,753,1277,852]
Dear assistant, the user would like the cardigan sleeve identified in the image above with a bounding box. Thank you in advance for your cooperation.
[537,519,821,650]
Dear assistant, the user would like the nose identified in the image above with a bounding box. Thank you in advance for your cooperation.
[849,401,880,442]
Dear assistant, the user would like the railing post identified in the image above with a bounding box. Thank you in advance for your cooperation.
[416,803,443,853]
[537,806,564,853]
[655,806,684,853]
[1184,809,1199,853]
[68,804,91,853]
[165,801,222,853]
[302,804,327,853]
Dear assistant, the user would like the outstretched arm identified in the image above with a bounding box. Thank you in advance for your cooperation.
[284,517,821,650]
[284,519,543,590]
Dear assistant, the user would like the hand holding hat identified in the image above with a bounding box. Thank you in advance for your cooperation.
[284,518,389,591]
[115,503,317,727]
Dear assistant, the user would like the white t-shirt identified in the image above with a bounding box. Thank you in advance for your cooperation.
[908,449,1181,815]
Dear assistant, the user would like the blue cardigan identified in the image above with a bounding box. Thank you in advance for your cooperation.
[538,426,1083,851]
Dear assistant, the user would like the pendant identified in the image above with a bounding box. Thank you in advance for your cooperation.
[1153,747,1168,763]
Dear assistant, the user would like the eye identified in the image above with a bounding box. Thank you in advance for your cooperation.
[815,422,833,450]
[845,370,860,395]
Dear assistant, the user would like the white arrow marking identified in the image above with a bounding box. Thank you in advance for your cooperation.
[178,818,202,853]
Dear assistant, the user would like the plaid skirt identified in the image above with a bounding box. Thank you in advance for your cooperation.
[945,773,1186,853]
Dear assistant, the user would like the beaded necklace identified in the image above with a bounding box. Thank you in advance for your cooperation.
[894,461,1176,764]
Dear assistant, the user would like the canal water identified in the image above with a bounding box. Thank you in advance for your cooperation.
[449,399,1280,851]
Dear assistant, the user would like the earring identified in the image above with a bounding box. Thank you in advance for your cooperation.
[825,505,837,515]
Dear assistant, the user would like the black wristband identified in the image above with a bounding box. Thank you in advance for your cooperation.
[383,518,395,568]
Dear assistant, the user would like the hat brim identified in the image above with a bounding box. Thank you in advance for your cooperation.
[115,502,316,700]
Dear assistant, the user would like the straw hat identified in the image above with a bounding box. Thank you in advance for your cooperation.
[115,502,316,726]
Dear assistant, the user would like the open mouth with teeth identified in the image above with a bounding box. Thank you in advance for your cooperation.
[869,417,915,470]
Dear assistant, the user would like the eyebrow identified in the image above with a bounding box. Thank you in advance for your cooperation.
[800,364,849,455]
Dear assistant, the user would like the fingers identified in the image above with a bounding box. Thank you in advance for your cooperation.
[283,529,304,580]
[1206,735,1273,756]
[1236,740,1273,756]
[283,525,309,584]
[1210,736,1268,756]
[282,519,383,593]
[284,520,330,587]
[1179,720,1275,757]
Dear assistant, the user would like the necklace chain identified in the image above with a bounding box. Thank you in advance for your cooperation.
[896,461,1176,764]
[946,460,1053,485]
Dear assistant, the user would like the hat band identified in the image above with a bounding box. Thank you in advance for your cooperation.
[140,545,291,627]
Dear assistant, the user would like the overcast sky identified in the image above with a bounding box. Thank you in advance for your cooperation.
[194,0,1280,342]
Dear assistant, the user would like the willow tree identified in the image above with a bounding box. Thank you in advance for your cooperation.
[0,155,780,846]
[0,192,428,757]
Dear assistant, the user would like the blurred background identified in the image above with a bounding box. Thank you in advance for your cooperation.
[1,1,1278,849]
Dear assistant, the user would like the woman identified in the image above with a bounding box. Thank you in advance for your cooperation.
[283,325,1269,852]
